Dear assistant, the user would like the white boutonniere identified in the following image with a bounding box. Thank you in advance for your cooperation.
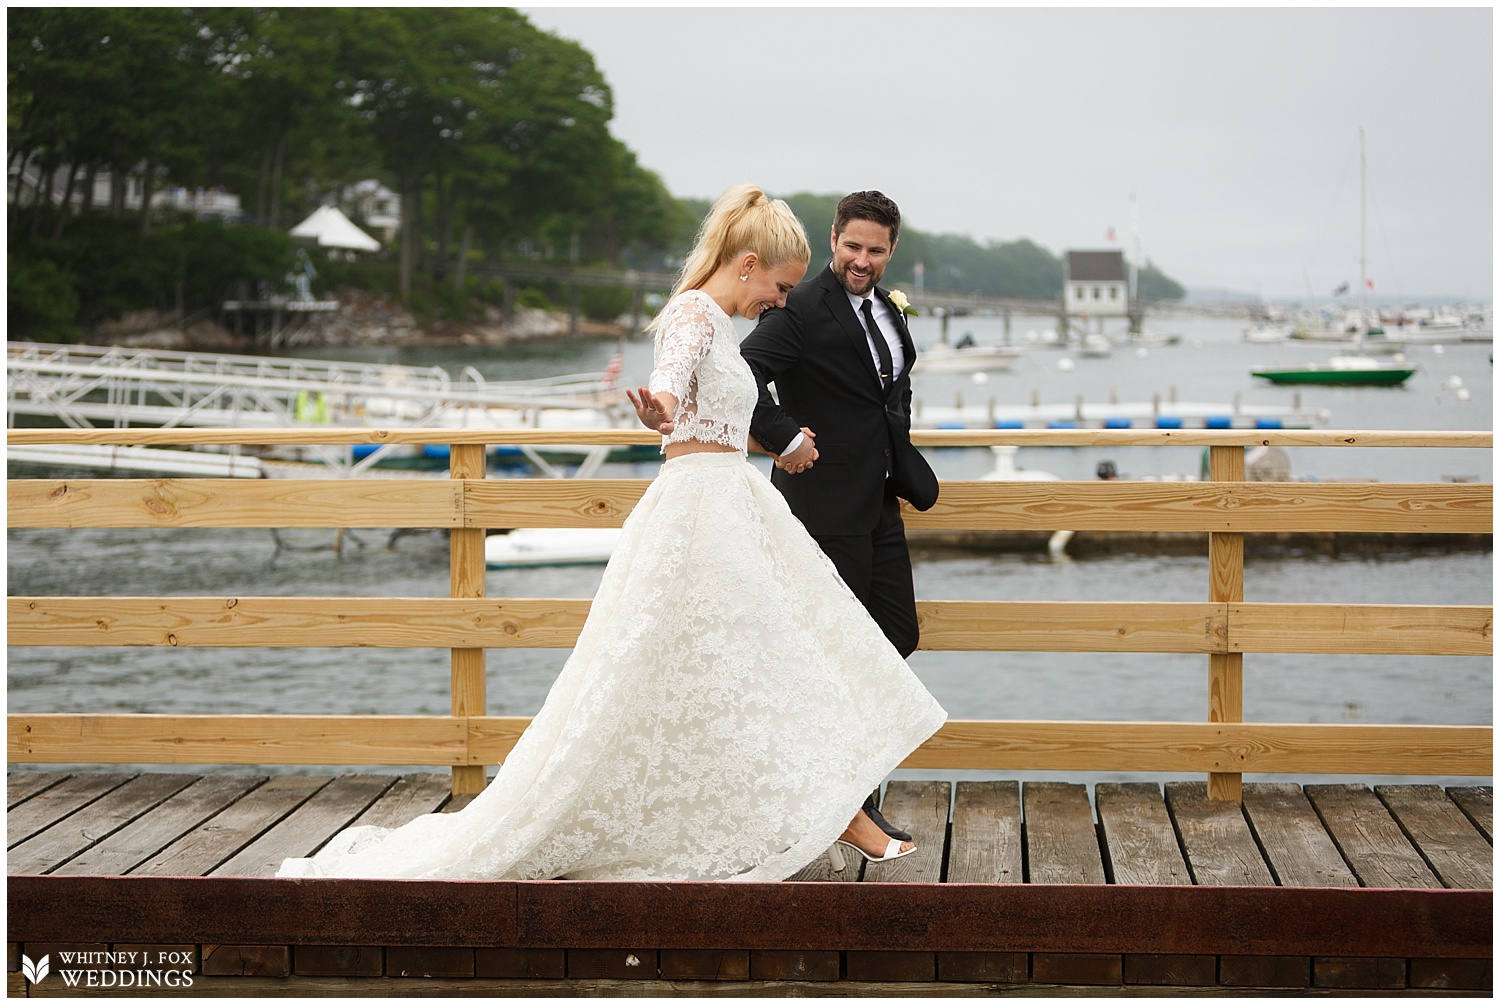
[888,289,917,317]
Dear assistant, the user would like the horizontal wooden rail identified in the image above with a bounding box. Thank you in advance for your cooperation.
[9,714,471,766]
[1226,603,1494,655]
[9,598,1492,655]
[10,478,1492,533]
[8,714,1491,776]
[7,426,1493,449]
[913,481,1492,534]
[8,478,464,529]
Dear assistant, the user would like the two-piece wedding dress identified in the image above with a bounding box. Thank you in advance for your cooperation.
[277,289,947,882]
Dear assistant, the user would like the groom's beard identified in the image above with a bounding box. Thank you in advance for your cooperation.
[833,259,885,297]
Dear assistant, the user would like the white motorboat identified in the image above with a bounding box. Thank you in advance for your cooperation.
[980,444,1059,484]
[484,528,621,568]
[915,340,1025,373]
[1242,324,1292,343]
[1080,334,1114,358]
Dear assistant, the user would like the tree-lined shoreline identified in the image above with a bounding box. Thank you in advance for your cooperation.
[8,8,1182,345]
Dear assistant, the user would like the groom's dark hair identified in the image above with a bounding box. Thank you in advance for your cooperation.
[834,190,901,244]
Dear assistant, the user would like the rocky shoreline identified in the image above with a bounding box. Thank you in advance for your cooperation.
[84,288,628,353]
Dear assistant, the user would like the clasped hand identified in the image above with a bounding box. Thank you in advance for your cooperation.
[775,428,818,474]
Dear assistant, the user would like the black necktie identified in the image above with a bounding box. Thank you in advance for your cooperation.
[861,299,894,389]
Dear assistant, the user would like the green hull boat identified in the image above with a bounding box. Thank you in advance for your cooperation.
[1252,356,1416,386]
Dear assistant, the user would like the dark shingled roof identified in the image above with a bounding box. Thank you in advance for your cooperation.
[1066,250,1127,282]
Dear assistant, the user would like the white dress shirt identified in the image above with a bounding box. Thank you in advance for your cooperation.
[847,290,906,381]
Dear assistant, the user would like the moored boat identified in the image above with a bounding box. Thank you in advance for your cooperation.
[1251,355,1416,386]
[914,341,1026,373]
[484,527,621,568]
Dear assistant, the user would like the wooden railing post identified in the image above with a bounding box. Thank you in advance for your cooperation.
[449,443,488,794]
[1207,444,1246,802]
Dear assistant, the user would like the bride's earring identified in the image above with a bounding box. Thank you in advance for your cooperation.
[739,274,749,282]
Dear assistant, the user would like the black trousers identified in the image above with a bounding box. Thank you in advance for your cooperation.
[811,485,920,659]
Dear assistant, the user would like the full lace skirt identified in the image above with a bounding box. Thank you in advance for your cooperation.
[278,452,946,882]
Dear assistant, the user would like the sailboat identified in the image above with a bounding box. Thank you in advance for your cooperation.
[1252,130,1417,387]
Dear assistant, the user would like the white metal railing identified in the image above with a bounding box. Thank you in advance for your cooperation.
[7,342,629,476]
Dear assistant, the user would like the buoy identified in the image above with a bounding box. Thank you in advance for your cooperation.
[1057,357,1075,372]
[1456,388,1471,402]
[970,371,989,384]
[1135,347,1149,358]
[1433,344,1446,355]
[1445,375,1464,390]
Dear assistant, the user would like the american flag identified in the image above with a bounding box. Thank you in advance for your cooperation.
[601,352,623,388]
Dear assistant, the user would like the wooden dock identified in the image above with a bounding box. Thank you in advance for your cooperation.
[8,425,1492,994]
[7,771,1491,995]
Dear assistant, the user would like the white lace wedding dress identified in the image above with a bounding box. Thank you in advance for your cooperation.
[278,290,946,882]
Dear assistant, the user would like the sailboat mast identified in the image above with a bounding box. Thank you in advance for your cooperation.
[1358,128,1367,336]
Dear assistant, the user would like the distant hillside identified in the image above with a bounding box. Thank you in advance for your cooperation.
[776,193,1184,301]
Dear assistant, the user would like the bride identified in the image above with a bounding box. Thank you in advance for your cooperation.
[278,185,946,882]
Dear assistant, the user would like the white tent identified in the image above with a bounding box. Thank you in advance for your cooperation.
[289,205,381,252]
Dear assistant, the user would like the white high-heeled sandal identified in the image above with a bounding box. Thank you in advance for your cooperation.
[826,837,916,872]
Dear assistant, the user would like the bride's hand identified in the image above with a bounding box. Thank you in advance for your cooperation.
[627,387,676,435]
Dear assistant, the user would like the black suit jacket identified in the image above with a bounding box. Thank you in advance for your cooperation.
[741,265,939,537]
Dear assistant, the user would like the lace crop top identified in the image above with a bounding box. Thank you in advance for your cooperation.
[647,289,756,450]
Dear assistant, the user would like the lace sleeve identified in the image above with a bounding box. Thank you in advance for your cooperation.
[648,293,716,405]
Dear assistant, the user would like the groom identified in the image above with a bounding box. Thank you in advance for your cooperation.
[741,190,939,842]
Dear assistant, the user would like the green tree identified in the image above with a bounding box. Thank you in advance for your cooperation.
[201,8,365,229]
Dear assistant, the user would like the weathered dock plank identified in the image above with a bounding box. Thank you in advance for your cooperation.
[6,771,69,807]
[344,772,452,830]
[1376,785,1493,890]
[1305,784,1440,889]
[946,780,1022,884]
[8,773,199,875]
[864,781,948,883]
[1097,782,1191,885]
[132,775,330,877]
[1024,781,1105,884]
[210,774,396,877]
[5,772,135,848]
[53,774,267,877]
[1242,782,1358,887]
[1447,785,1493,842]
[1164,782,1275,886]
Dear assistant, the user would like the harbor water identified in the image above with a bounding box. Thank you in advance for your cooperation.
[7,313,1492,787]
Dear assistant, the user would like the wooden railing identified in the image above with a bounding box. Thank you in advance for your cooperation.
[7,427,1493,801]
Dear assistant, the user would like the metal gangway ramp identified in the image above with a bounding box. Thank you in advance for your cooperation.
[6,342,627,477]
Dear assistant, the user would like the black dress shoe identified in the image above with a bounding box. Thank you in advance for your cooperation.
[861,793,913,843]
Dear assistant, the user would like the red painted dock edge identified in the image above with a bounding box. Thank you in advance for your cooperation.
[7,876,1490,961]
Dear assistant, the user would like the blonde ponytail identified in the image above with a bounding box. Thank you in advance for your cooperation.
[648,184,810,330]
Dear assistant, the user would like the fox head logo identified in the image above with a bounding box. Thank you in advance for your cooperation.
[21,954,49,984]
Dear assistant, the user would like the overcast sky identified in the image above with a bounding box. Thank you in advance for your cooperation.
[521,6,1492,302]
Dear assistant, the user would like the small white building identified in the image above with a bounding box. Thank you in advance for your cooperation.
[341,180,401,242]
[1064,250,1129,317]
